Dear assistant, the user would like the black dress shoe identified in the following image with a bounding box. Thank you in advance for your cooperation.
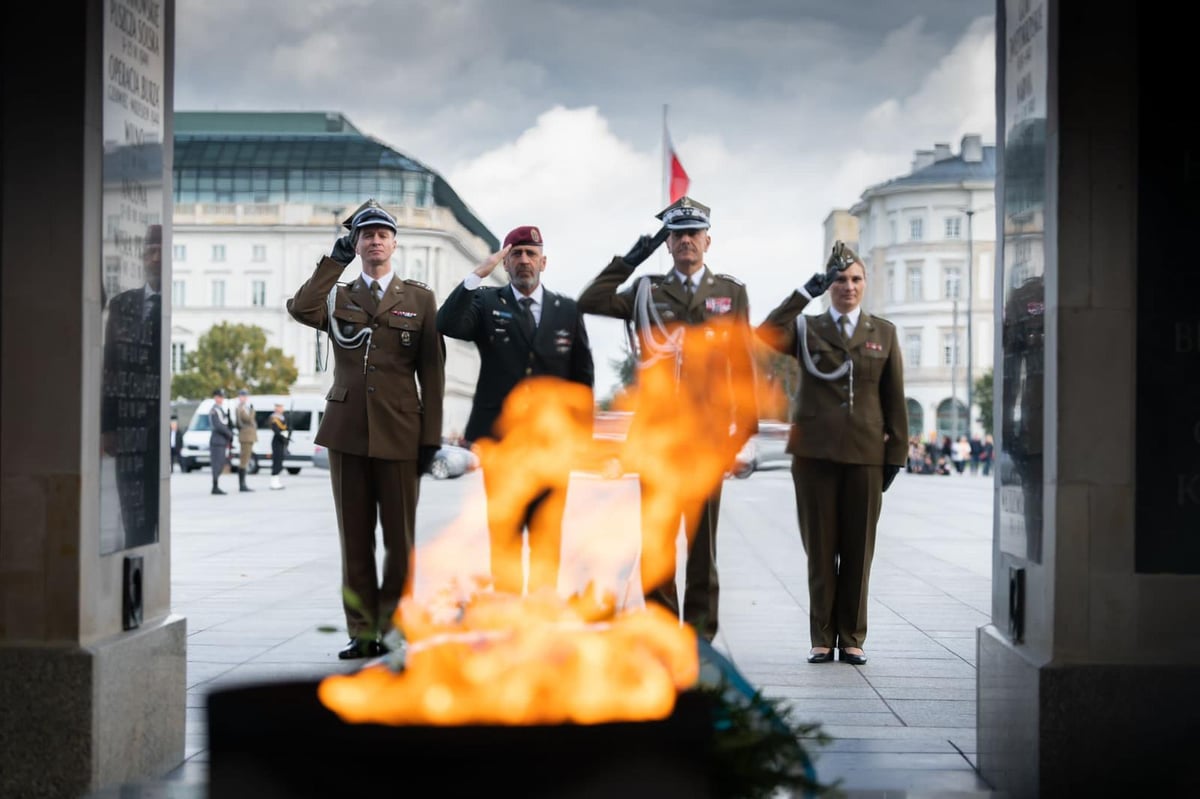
[807,648,834,664]
[839,649,868,665]
[337,639,375,660]
[368,640,389,657]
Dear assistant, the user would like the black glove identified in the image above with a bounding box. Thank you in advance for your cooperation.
[882,464,901,492]
[417,445,439,475]
[802,272,828,298]
[622,227,669,267]
[330,234,356,266]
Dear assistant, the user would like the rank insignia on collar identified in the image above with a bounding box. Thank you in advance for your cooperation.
[391,309,417,317]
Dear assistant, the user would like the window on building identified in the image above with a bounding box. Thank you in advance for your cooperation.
[252,244,266,262]
[173,244,186,262]
[909,218,924,241]
[904,331,922,367]
[172,280,186,307]
[171,342,187,374]
[212,244,226,262]
[936,398,968,439]
[251,279,267,307]
[942,331,961,367]
[944,266,962,299]
[887,265,896,304]
[945,217,962,239]
[906,264,923,301]
[211,280,226,307]
[889,219,897,244]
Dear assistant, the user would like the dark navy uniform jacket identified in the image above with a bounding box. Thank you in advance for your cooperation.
[437,282,594,444]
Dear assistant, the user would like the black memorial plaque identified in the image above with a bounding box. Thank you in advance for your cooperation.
[1134,10,1200,573]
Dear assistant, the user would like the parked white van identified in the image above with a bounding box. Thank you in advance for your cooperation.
[179,393,326,475]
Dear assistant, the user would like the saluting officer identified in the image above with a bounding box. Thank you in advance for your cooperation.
[437,225,594,596]
[287,200,445,660]
[755,243,908,666]
[578,196,758,642]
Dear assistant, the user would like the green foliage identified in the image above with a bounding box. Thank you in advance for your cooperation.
[699,678,840,799]
[608,338,639,391]
[171,322,299,399]
[974,368,994,435]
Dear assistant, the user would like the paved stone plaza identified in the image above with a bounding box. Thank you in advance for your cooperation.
[93,463,1000,798]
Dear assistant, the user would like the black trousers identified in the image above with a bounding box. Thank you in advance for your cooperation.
[271,439,287,475]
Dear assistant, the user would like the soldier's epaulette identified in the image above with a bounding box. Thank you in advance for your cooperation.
[404,279,432,291]
[714,273,744,286]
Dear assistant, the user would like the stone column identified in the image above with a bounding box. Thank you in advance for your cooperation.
[0,3,185,797]
[979,2,1200,796]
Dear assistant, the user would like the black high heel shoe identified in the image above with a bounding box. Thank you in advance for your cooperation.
[839,648,868,665]
[807,648,834,664]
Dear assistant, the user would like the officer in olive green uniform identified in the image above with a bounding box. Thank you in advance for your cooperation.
[578,197,758,642]
[287,200,445,659]
[756,243,908,665]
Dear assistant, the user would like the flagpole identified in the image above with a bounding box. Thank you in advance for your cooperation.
[662,103,669,207]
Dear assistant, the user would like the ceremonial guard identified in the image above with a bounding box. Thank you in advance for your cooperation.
[755,242,908,665]
[287,200,445,659]
[208,389,234,496]
[578,196,758,642]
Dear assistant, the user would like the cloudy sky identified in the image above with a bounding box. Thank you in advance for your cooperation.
[176,0,996,396]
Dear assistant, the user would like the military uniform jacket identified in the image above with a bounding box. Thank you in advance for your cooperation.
[437,282,594,444]
[756,291,907,467]
[236,404,258,445]
[578,257,759,440]
[209,406,234,448]
[287,256,445,460]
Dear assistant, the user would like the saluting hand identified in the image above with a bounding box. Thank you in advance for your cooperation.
[473,245,511,279]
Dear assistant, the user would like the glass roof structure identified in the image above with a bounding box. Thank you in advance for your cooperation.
[173,112,498,250]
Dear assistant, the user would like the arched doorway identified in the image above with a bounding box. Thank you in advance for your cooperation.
[906,397,923,438]
[936,398,968,439]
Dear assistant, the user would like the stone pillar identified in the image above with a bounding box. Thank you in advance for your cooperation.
[0,3,185,797]
[979,2,1200,796]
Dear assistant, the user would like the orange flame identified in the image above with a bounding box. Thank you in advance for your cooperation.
[319,314,758,725]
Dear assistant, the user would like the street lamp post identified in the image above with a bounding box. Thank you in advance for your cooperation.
[965,208,975,436]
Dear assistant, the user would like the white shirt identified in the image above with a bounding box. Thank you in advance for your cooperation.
[361,271,395,294]
[673,269,702,293]
[829,307,862,339]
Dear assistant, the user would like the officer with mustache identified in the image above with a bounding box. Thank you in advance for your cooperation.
[578,197,758,642]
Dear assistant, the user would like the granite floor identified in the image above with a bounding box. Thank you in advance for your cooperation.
[89,462,1002,798]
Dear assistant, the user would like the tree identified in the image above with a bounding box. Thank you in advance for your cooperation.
[974,367,994,435]
[172,322,299,399]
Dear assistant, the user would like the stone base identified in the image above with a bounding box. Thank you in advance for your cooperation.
[0,614,186,798]
[978,624,1200,798]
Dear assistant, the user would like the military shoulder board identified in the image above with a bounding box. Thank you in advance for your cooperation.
[715,273,744,286]
[404,279,431,291]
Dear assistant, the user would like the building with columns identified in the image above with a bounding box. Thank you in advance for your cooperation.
[170,111,503,439]
[835,134,997,441]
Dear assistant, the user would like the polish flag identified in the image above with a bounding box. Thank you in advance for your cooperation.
[663,111,690,203]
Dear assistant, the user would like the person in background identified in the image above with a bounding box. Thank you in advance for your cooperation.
[234,389,257,492]
[755,242,907,666]
[269,402,290,491]
[208,389,234,496]
[169,416,183,473]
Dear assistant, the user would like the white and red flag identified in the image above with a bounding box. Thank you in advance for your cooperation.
[663,107,690,203]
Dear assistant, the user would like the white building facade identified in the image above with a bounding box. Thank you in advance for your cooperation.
[169,112,504,440]
[846,133,997,440]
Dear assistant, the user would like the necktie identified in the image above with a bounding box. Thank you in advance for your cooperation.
[518,296,536,337]
[837,314,850,341]
[370,280,383,304]
[684,279,694,304]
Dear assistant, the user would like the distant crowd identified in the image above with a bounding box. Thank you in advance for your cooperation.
[907,432,993,477]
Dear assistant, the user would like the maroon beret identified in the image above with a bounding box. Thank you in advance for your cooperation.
[503,225,543,249]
